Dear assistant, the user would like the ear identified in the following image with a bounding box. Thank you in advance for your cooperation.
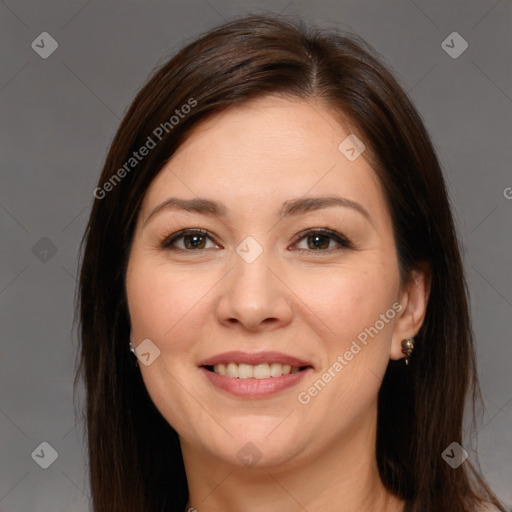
[390,264,432,361]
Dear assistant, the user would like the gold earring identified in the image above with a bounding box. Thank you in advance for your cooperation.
[401,338,414,365]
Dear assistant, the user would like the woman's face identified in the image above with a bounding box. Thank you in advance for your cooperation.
[126,95,425,470]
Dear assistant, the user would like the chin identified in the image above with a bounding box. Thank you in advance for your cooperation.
[205,421,310,468]
[217,441,303,470]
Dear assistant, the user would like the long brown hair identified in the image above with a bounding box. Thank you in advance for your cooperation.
[77,13,506,512]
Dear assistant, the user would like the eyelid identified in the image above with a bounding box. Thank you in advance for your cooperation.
[290,227,354,250]
[160,228,221,249]
[160,227,354,251]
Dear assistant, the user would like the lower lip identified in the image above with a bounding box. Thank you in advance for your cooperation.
[200,367,312,398]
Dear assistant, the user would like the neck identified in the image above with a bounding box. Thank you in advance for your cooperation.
[181,404,404,512]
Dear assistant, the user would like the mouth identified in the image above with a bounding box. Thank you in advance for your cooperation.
[198,351,314,398]
[203,362,312,378]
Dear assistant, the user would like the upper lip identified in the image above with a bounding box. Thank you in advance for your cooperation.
[198,351,314,368]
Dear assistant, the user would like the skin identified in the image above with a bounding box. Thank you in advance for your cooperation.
[125,95,431,512]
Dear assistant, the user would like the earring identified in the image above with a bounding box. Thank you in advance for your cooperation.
[401,338,414,366]
[129,342,139,368]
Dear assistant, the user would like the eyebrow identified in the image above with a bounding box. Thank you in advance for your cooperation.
[143,194,371,227]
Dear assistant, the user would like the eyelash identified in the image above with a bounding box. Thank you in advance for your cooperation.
[159,227,354,253]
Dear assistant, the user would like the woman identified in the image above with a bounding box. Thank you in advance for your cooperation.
[77,13,507,512]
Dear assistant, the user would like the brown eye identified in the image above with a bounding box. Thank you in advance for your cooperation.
[161,229,219,251]
[306,234,331,250]
[293,229,353,252]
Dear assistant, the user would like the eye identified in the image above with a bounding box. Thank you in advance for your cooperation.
[160,229,220,251]
[159,227,353,253]
[292,228,353,252]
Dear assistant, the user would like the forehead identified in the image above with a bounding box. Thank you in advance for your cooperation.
[168,95,360,172]
[141,95,388,222]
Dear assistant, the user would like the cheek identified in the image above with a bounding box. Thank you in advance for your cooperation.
[292,264,399,416]
[125,257,215,433]
[291,262,399,409]
[292,261,398,345]
[126,256,213,345]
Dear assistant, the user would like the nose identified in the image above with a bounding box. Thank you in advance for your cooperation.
[215,248,293,332]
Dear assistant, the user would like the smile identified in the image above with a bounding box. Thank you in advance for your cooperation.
[207,362,309,379]
[198,351,314,398]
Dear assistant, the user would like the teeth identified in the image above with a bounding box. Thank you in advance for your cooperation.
[270,362,283,377]
[238,363,253,379]
[226,363,238,378]
[212,362,300,379]
[216,363,227,376]
[253,363,269,379]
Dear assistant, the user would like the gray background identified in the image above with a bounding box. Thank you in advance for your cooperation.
[1,1,511,510]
